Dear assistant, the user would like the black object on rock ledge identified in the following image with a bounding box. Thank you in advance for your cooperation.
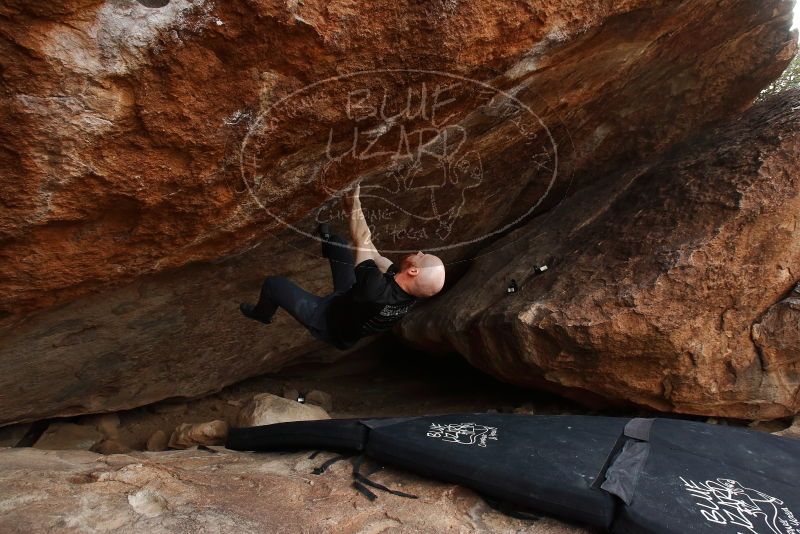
[226,413,800,534]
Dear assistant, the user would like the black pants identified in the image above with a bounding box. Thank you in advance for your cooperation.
[250,234,355,344]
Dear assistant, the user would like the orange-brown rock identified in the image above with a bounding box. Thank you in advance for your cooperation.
[0,0,796,424]
[752,283,800,380]
[2,0,795,313]
[400,89,800,420]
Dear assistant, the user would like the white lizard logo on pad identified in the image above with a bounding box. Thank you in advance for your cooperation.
[426,422,498,447]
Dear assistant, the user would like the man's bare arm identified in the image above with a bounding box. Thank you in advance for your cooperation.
[345,184,393,272]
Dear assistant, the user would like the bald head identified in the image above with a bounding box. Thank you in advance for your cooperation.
[396,252,446,298]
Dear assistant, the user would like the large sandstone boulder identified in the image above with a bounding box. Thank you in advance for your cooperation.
[0,447,587,533]
[400,89,800,420]
[0,0,796,424]
[0,235,345,425]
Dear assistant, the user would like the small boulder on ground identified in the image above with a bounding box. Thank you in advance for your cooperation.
[305,390,333,412]
[236,393,330,427]
[147,430,169,452]
[91,438,131,455]
[168,420,229,449]
[33,423,104,450]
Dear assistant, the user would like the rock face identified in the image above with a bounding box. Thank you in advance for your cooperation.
[0,234,348,425]
[400,89,800,420]
[752,283,800,380]
[0,0,797,424]
[2,0,793,314]
[0,447,588,533]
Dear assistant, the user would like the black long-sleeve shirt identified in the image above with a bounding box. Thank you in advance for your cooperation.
[326,259,417,349]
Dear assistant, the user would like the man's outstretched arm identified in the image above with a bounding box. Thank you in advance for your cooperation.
[345,184,393,272]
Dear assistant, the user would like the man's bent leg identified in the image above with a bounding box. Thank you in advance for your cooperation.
[322,233,356,293]
[251,276,323,328]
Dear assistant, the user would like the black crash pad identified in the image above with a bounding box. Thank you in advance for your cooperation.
[226,413,800,533]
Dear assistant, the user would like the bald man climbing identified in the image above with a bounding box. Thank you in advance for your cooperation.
[239,184,446,350]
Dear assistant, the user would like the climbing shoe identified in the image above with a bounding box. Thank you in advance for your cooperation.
[239,303,272,324]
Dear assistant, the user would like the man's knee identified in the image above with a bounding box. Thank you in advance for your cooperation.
[328,233,347,245]
[323,234,353,259]
[323,234,348,250]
